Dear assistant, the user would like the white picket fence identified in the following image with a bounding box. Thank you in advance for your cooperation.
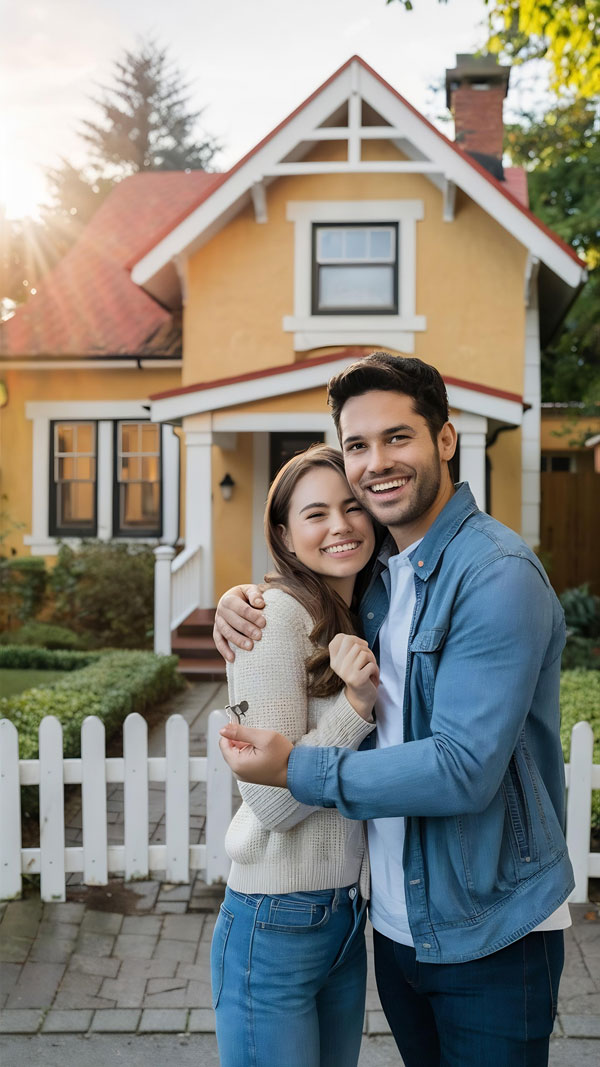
[0,710,232,903]
[0,716,598,904]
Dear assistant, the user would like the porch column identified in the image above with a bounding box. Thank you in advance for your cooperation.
[457,414,487,512]
[183,424,214,607]
[154,545,176,654]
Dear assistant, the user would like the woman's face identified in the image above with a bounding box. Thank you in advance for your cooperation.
[279,465,375,600]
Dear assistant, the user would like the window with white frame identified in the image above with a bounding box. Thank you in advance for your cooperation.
[284,200,425,353]
[114,421,162,537]
[312,224,398,314]
[50,422,97,536]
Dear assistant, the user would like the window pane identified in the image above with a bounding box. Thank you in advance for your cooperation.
[76,424,93,453]
[141,456,159,481]
[319,265,395,309]
[56,425,74,453]
[59,482,95,527]
[344,228,368,259]
[370,228,394,260]
[318,228,344,260]
[121,457,141,481]
[120,424,137,454]
[141,423,159,452]
[121,483,160,528]
[58,457,75,480]
[74,457,94,480]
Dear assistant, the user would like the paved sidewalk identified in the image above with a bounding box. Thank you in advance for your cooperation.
[1,681,598,1065]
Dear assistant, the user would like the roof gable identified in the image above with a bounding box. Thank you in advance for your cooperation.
[132,55,585,298]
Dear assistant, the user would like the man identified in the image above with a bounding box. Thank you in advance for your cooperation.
[214,353,573,1067]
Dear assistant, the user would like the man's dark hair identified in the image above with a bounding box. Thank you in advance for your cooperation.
[328,352,450,441]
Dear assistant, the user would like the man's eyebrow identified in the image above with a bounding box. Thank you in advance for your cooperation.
[299,497,356,514]
[342,424,416,446]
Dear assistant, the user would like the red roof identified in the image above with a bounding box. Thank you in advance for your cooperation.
[150,348,525,407]
[0,171,222,357]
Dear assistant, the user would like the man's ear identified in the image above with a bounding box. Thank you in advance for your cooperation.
[278,524,295,554]
[438,421,457,462]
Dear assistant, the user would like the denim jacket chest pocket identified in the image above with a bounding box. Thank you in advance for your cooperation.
[409,628,448,714]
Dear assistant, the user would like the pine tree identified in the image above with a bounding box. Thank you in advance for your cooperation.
[79,38,220,176]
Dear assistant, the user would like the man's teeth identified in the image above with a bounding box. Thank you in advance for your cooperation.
[370,478,409,493]
[323,542,360,554]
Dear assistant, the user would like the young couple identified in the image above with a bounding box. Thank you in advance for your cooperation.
[211,352,574,1067]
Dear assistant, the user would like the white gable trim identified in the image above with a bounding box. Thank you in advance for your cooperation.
[149,357,523,427]
[131,59,585,292]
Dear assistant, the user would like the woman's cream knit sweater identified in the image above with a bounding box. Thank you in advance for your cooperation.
[225,587,375,897]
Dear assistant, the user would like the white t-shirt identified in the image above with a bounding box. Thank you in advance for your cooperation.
[367,540,570,947]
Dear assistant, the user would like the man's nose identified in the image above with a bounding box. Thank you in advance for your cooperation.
[368,444,393,473]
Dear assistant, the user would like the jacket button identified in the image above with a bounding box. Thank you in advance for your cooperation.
[525,856,531,862]
[367,612,374,620]
[422,942,431,949]
[417,560,424,568]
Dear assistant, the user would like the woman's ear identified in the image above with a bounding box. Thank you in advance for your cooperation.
[278,524,295,554]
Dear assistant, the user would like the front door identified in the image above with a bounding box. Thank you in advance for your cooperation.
[269,431,325,482]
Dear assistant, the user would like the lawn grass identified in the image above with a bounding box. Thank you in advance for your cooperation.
[0,668,69,698]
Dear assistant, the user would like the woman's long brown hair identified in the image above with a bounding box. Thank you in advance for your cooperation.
[263,444,374,698]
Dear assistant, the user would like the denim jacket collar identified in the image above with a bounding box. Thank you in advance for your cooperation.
[376,482,480,584]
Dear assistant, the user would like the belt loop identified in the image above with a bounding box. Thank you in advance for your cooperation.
[332,887,340,912]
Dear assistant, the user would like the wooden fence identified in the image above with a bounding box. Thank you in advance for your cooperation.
[0,715,598,904]
[540,470,600,594]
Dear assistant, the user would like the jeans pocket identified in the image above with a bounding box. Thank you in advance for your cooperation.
[257,895,330,933]
[210,903,234,1009]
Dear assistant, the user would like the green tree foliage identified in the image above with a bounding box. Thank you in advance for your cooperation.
[80,38,220,176]
[505,99,600,401]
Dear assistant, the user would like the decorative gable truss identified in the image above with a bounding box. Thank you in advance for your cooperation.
[132,56,585,354]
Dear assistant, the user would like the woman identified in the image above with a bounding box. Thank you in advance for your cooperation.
[211,445,380,1067]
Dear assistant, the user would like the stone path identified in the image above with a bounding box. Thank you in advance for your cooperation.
[0,680,598,1065]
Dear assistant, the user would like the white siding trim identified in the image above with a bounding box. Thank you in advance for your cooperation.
[161,425,180,544]
[26,401,149,419]
[252,433,271,584]
[97,422,113,541]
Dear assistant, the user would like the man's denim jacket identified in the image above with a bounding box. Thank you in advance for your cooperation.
[288,483,574,963]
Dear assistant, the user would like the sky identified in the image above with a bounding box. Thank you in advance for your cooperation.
[0,0,545,220]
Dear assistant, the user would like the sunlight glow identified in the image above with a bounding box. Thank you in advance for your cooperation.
[0,114,46,220]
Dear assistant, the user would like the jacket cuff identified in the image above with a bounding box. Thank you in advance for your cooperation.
[288,745,331,806]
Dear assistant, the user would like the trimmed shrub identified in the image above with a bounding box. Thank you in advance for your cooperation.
[0,650,182,760]
[560,584,600,639]
[0,646,100,670]
[560,670,600,830]
[49,542,155,649]
[0,621,84,650]
[561,636,600,671]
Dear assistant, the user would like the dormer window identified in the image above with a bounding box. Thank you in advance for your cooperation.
[312,224,398,314]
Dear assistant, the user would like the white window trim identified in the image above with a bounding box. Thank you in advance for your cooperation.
[24,402,179,555]
[284,200,425,352]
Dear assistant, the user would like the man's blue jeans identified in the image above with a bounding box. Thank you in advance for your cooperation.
[373,927,564,1066]
[211,884,367,1067]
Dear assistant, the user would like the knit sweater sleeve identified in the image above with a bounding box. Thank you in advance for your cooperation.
[226,587,375,832]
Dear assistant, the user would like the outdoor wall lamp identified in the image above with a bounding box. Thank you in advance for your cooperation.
[219,473,235,501]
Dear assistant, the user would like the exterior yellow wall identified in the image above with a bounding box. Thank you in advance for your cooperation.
[0,367,181,558]
[541,412,600,452]
[487,426,522,533]
[184,139,527,397]
[211,433,254,600]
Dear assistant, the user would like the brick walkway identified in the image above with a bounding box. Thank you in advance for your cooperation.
[0,680,598,1061]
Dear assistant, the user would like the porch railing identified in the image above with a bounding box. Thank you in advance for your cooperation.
[154,543,203,655]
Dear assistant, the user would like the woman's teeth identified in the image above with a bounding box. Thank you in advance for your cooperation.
[323,542,359,554]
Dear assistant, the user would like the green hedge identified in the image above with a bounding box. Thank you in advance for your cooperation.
[560,669,600,830]
[0,650,182,760]
[0,622,85,650]
[0,646,100,671]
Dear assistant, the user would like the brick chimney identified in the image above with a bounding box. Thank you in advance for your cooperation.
[445,54,510,179]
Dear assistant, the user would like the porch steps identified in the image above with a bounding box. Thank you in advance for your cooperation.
[172,609,226,682]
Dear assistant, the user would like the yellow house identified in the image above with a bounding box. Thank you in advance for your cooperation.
[0,55,588,661]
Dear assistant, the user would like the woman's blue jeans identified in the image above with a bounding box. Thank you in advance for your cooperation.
[211,884,367,1067]
[373,927,564,1067]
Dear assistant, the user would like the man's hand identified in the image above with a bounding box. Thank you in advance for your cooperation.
[219,723,293,787]
[213,584,267,662]
[329,633,379,720]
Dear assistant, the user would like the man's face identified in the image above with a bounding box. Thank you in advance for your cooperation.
[338,390,456,547]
